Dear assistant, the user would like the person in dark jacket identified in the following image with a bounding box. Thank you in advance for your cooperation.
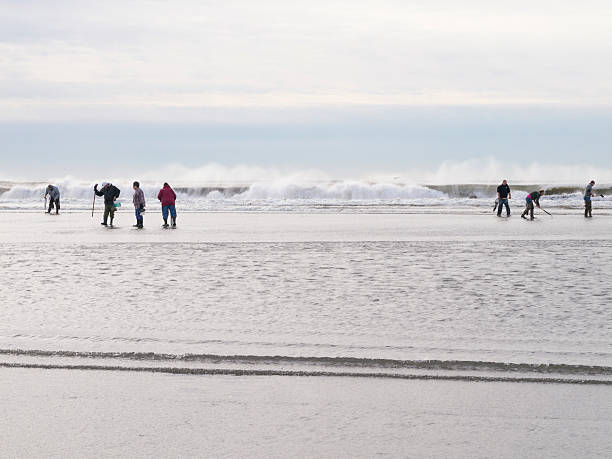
[132,181,146,228]
[521,189,545,220]
[496,179,511,217]
[94,182,121,227]
[157,182,177,228]
[45,184,61,214]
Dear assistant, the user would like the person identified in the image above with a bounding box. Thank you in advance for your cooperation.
[521,189,545,220]
[44,184,60,214]
[94,182,121,227]
[496,180,511,217]
[157,182,177,228]
[132,181,146,228]
[584,180,595,218]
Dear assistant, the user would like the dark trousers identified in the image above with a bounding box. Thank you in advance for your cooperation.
[585,199,592,217]
[135,208,144,226]
[103,203,116,224]
[497,198,510,216]
[522,200,534,219]
[48,198,60,213]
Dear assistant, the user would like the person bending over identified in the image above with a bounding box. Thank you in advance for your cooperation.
[45,184,61,214]
[521,189,545,220]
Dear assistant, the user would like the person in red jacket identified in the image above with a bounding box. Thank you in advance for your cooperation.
[157,182,177,228]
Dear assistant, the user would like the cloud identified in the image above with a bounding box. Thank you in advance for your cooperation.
[1,0,612,121]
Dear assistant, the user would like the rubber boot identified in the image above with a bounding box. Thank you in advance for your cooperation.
[163,218,169,228]
[110,217,114,227]
[171,216,176,227]
[138,218,144,229]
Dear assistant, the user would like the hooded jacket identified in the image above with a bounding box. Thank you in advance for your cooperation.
[157,184,177,206]
[95,184,121,205]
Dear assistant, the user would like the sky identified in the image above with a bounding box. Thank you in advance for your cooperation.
[1,0,611,181]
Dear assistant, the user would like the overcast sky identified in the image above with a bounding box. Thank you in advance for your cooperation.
[1,0,611,179]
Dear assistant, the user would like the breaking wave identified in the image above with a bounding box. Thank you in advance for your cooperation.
[0,179,443,200]
[1,173,610,212]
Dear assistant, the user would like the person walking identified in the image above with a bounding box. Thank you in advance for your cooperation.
[94,182,121,227]
[132,181,146,228]
[157,182,177,228]
[44,184,61,214]
[521,189,545,220]
[584,180,596,218]
[496,179,511,217]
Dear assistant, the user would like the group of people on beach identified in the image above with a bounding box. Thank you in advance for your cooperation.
[44,179,602,227]
[493,179,600,219]
[45,181,178,229]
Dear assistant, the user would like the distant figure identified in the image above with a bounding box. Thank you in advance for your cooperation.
[521,189,545,220]
[132,181,146,228]
[94,182,121,227]
[584,180,595,218]
[157,182,177,228]
[45,184,60,214]
[496,179,511,217]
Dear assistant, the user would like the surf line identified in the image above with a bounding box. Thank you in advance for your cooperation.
[2,349,611,376]
[1,362,611,385]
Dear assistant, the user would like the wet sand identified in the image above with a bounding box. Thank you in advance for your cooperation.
[2,211,612,243]
[2,211,611,457]
[1,368,611,458]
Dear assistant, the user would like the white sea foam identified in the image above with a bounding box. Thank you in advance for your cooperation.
[131,159,612,186]
[1,160,611,211]
[0,178,441,200]
[241,180,442,200]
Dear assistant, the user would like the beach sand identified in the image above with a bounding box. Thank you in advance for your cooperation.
[1,368,611,458]
[1,211,611,457]
[3,211,612,243]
